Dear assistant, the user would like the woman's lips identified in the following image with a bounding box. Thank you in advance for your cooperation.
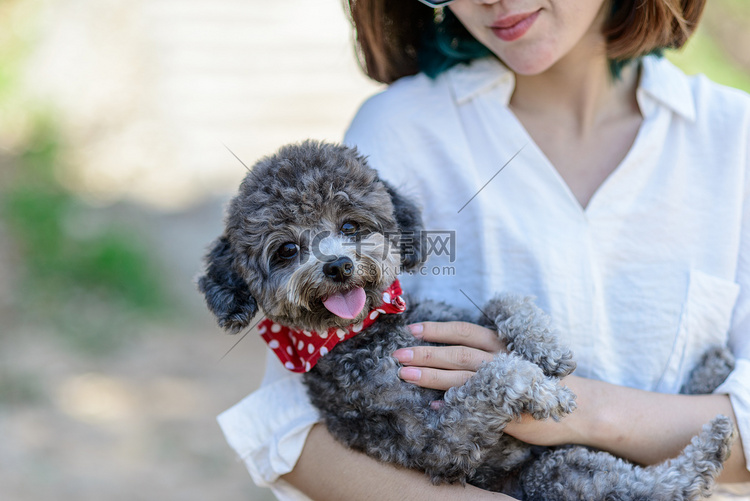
[490,9,541,42]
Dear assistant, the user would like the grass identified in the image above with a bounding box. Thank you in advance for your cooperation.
[1,119,174,354]
[0,1,176,355]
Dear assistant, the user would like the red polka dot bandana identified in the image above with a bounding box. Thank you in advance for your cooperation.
[259,280,406,373]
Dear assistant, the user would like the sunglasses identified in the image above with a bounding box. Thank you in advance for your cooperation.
[417,0,455,7]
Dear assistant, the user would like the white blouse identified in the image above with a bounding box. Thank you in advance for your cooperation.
[217,55,750,500]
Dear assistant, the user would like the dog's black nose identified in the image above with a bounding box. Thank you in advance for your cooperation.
[323,256,354,283]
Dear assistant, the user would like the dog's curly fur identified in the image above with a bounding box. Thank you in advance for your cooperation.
[199,140,736,500]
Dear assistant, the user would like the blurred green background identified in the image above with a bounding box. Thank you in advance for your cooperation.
[0,1,748,500]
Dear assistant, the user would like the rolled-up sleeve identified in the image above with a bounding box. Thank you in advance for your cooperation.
[217,352,321,487]
[716,360,750,472]
[716,141,750,473]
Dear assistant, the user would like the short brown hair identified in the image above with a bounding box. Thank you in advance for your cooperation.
[605,0,706,60]
[345,0,707,84]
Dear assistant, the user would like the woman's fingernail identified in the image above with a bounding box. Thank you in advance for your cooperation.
[399,367,421,382]
[407,323,423,337]
[393,349,414,363]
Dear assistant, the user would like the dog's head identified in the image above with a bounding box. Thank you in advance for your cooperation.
[198,140,425,333]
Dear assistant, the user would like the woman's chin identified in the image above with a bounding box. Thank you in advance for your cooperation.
[501,46,561,76]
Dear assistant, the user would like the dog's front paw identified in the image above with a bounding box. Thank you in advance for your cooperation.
[453,354,577,423]
[533,347,576,379]
[485,295,576,378]
[523,377,577,421]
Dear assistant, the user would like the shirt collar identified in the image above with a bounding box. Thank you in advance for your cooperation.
[447,57,515,106]
[637,55,696,121]
[446,54,696,122]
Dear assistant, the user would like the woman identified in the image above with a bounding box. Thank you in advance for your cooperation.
[218,1,750,499]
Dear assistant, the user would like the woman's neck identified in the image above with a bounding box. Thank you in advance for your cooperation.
[509,31,640,137]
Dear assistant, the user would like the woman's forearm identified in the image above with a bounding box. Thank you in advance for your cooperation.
[282,423,517,501]
[563,376,750,483]
[393,321,750,484]
[283,385,749,501]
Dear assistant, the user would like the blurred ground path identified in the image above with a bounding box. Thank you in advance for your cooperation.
[4,1,381,500]
[1,198,281,501]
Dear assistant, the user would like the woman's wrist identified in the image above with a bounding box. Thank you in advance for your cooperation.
[500,375,601,447]
[557,376,750,482]
[560,375,609,448]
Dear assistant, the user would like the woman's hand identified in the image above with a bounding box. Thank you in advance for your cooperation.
[392,321,506,391]
[393,320,578,446]
[394,326,750,482]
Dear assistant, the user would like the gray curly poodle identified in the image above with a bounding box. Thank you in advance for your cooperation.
[199,140,736,500]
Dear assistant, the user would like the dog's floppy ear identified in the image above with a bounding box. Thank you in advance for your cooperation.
[381,179,426,271]
[197,236,258,333]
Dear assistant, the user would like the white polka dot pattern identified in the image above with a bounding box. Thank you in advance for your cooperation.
[258,280,407,373]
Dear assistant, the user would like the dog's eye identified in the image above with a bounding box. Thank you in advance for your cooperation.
[277,242,299,260]
[340,221,359,236]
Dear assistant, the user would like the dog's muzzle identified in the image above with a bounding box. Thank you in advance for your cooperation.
[323,256,353,283]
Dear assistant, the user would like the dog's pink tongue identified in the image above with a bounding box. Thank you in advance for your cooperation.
[322,287,366,319]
